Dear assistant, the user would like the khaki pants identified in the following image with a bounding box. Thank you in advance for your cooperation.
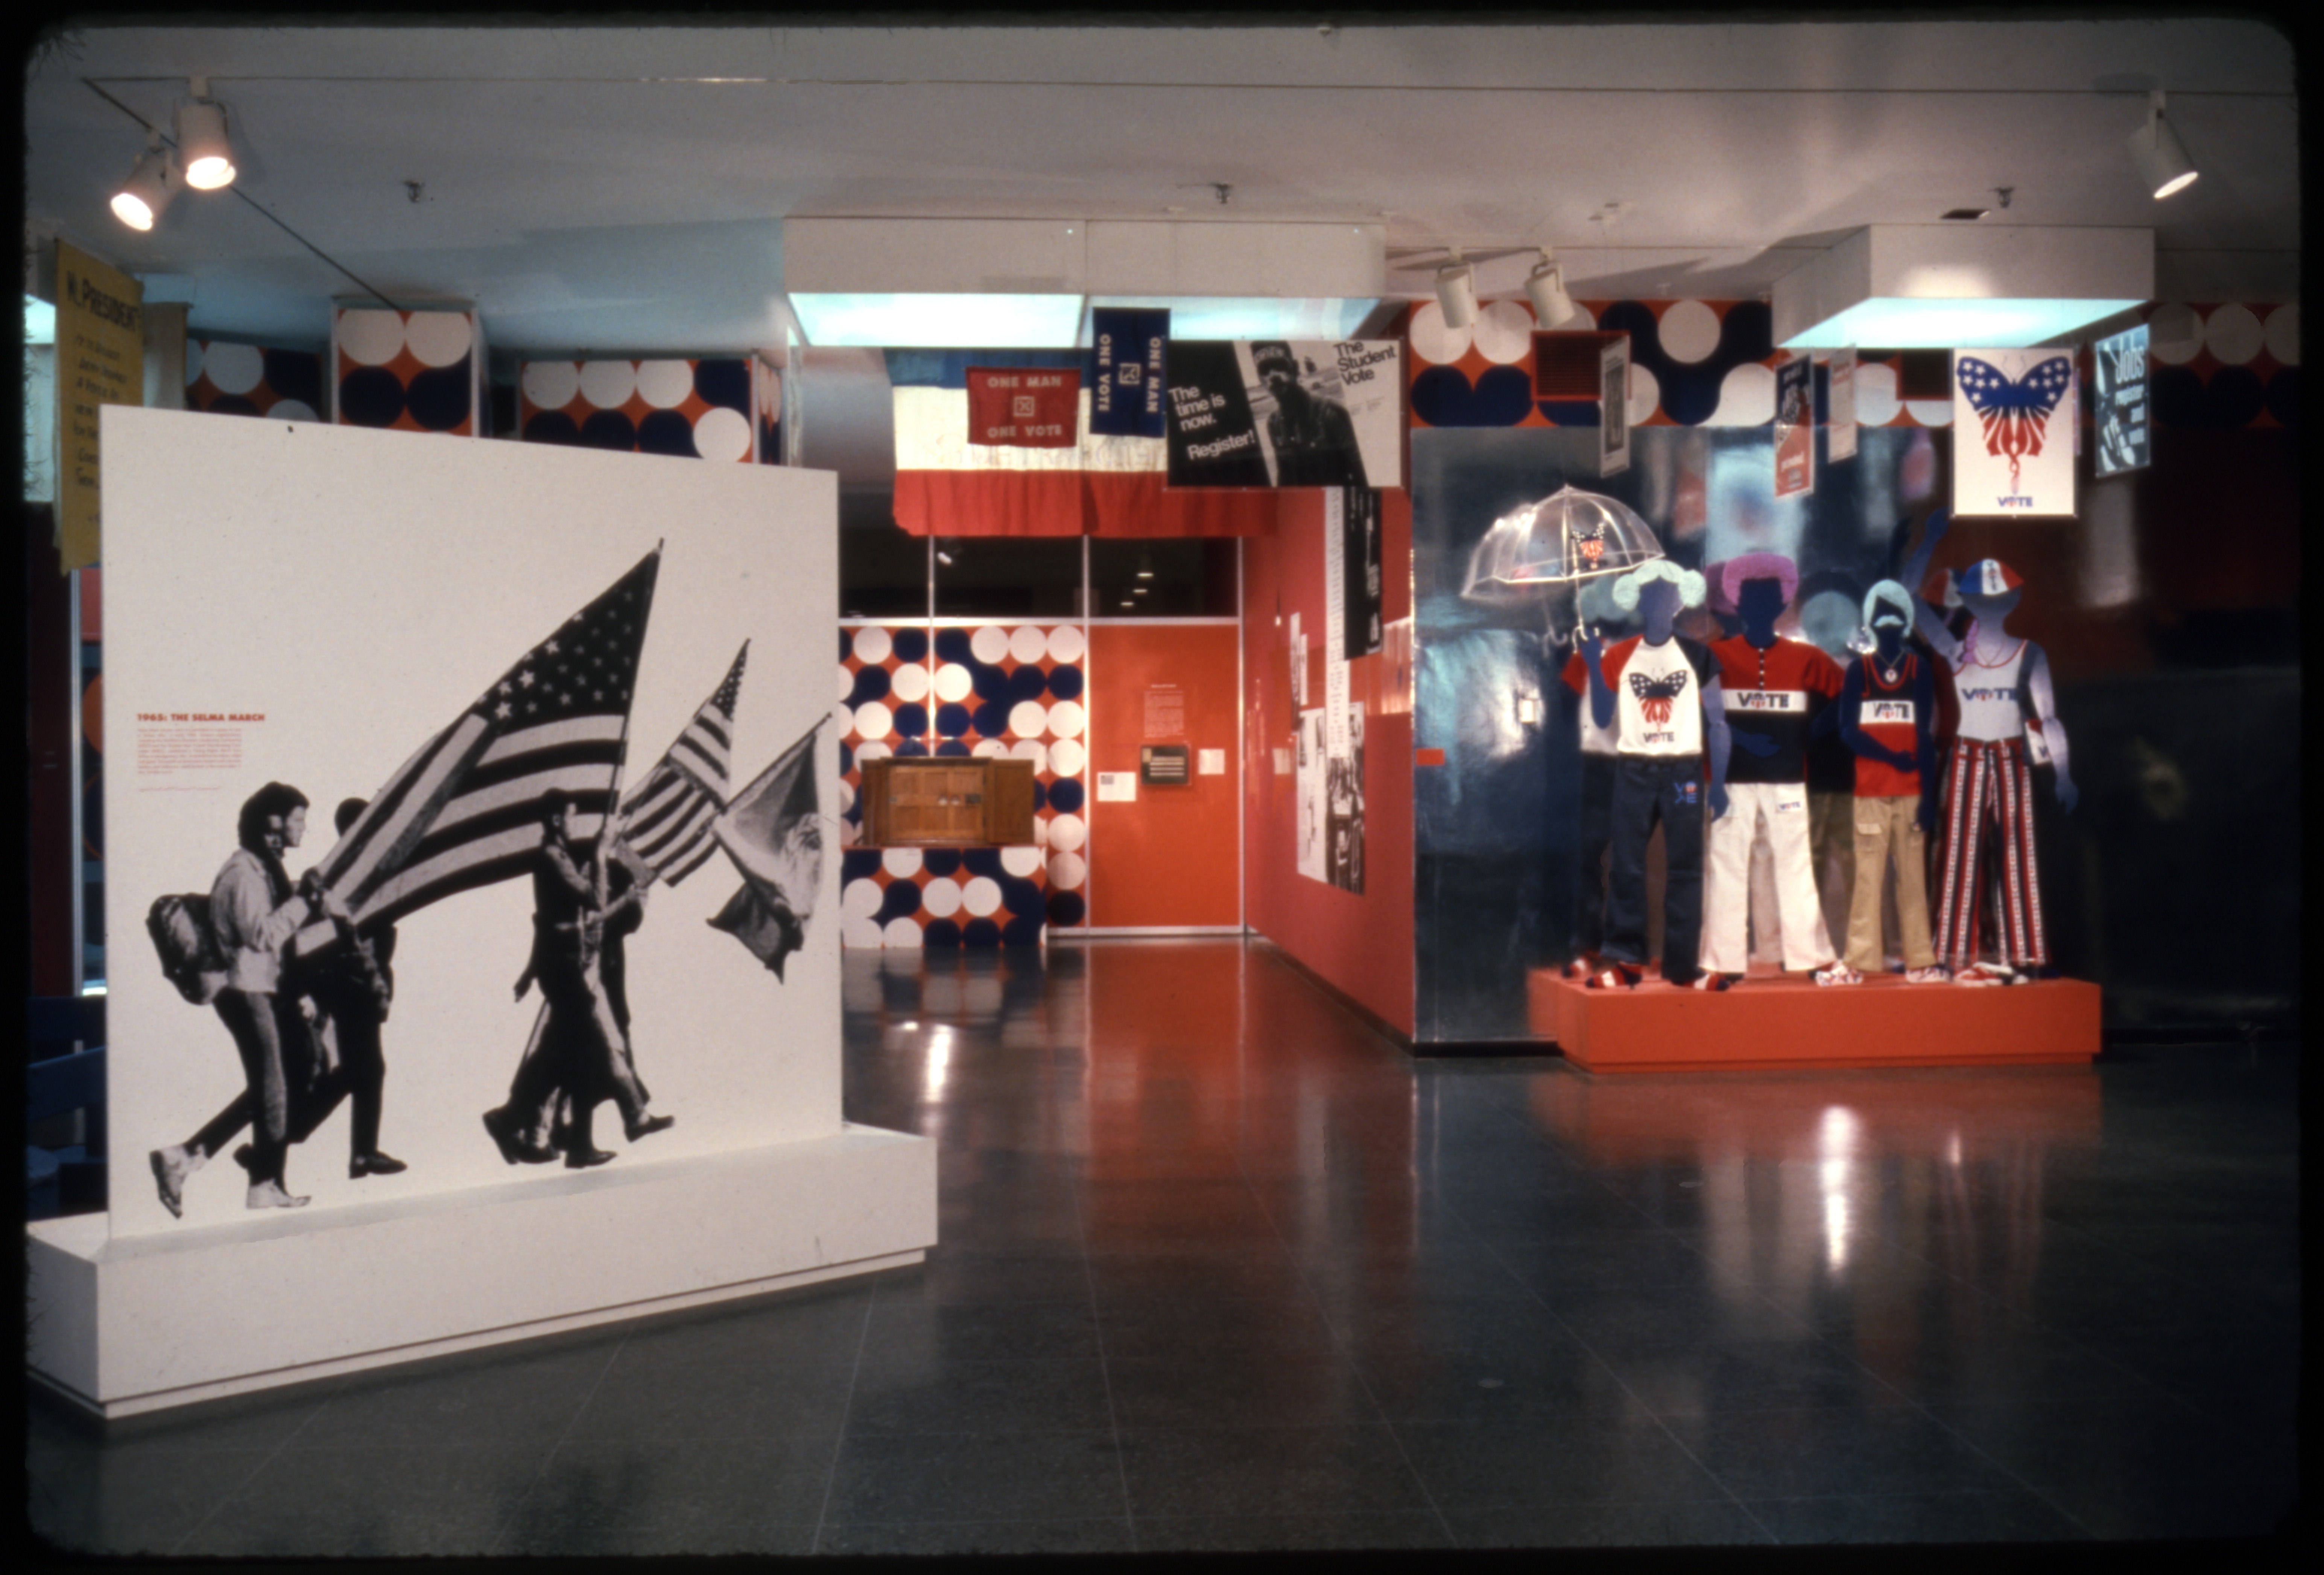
[1809,791,1856,955]
[1848,794,1935,973]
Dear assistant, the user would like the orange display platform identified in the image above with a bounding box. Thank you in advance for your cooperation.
[1529,964,2102,1073]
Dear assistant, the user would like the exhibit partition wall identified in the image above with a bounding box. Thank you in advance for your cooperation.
[30,407,935,1416]
[1241,487,1418,1040]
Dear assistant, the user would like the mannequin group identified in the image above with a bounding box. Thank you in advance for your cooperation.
[1568,523,2073,990]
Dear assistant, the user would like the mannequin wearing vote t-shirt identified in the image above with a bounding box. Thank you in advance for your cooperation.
[1813,580,1947,985]
[1579,561,1731,990]
[1898,512,2077,984]
[1697,553,1845,988]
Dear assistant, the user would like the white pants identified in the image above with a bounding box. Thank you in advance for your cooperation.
[1701,781,1834,974]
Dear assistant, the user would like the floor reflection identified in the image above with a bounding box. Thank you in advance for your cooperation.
[35,939,2294,1554]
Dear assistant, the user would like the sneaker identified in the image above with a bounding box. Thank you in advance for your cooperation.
[1585,964,1641,991]
[1690,972,1735,992]
[1904,965,1949,984]
[149,1145,194,1219]
[246,1180,310,1210]
[1813,964,1863,986]
[1955,962,2011,987]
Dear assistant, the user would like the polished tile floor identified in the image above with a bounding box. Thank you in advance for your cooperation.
[27,939,2302,1553]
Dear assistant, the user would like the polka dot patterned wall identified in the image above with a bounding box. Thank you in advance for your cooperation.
[185,339,324,423]
[1407,298,2296,433]
[332,307,481,436]
[517,358,772,462]
[836,622,1088,948]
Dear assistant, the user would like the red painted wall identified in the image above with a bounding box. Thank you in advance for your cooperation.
[1241,490,1415,1037]
[1086,622,1242,928]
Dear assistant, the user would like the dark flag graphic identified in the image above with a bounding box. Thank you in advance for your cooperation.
[296,551,659,947]
[620,642,748,886]
[707,720,827,979]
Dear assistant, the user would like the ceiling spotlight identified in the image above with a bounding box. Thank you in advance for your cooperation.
[175,81,236,191]
[2127,91,2198,199]
[1135,553,1155,579]
[110,135,177,231]
[1526,249,1578,328]
[1434,249,1478,329]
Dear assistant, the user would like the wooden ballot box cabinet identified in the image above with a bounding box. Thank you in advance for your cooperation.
[861,756,1037,847]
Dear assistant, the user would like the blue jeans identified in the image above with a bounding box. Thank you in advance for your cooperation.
[1569,752,1616,958]
[1601,755,1707,985]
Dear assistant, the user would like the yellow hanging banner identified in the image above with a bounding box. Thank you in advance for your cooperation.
[55,240,146,572]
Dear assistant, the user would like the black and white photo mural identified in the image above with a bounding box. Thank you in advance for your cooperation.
[105,407,843,1232]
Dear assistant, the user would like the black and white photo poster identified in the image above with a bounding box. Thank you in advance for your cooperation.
[1599,334,1631,478]
[1336,486,1385,660]
[1295,708,1327,882]
[2093,324,2150,477]
[1165,340,1402,489]
[1328,703,1365,895]
[105,407,842,1233]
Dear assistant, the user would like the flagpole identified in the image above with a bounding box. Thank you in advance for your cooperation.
[593,541,660,938]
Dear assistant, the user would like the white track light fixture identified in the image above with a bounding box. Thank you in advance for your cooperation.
[1434,249,1479,329]
[110,134,178,231]
[1526,249,1578,327]
[2127,91,2198,199]
[176,81,237,191]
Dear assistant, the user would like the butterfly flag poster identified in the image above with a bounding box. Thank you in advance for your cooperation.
[1089,307,1169,438]
[1953,348,2077,517]
[1165,340,1402,490]
[2092,324,2151,477]
[1773,355,1814,499]
[1826,347,1859,464]
[99,405,847,1236]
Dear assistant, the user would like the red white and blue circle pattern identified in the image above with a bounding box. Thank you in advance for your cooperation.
[1409,298,2296,433]
[185,339,325,423]
[836,622,1089,947]
[517,358,768,463]
[332,307,479,436]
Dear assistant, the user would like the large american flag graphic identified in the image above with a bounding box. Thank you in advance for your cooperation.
[296,551,660,945]
[617,642,748,886]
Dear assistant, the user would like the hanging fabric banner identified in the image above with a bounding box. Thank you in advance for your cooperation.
[1826,347,1859,464]
[1088,307,1169,438]
[1952,348,2077,516]
[1773,355,1814,499]
[966,366,1080,447]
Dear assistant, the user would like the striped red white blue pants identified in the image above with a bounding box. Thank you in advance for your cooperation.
[1932,736,2047,970]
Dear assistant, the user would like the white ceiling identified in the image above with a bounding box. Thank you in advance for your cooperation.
[22,18,2301,355]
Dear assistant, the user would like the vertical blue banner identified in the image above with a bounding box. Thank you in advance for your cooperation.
[1089,307,1169,437]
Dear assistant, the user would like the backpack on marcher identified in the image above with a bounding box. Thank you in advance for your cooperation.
[147,892,229,1005]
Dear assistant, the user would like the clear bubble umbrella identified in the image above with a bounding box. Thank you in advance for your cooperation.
[1460,485,1665,646]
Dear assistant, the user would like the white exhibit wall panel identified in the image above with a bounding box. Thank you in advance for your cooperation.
[29,1125,935,1416]
[101,407,849,1236]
